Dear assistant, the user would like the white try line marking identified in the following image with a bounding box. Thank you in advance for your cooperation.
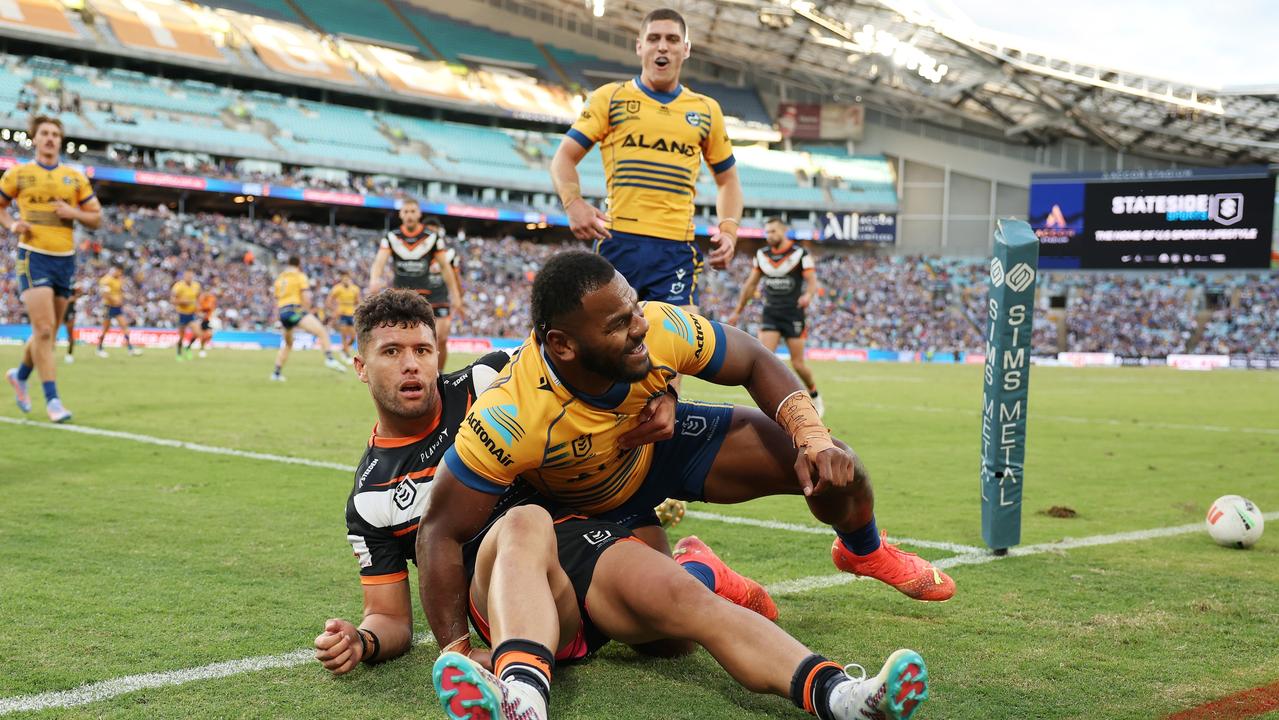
[765,511,1279,596]
[684,510,984,554]
[0,634,434,716]
[0,417,353,472]
[849,401,1279,436]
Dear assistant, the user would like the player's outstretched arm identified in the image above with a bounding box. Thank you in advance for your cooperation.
[314,580,414,675]
[703,322,852,495]
[727,266,763,326]
[709,166,743,269]
[550,137,610,241]
[368,247,391,293]
[416,468,501,664]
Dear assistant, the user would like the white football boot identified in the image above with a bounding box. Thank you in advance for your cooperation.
[433,651,547,720]
[830,649,928,720]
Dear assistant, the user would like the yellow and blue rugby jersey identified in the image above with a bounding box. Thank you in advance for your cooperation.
[171,280,201,314]
[98,274,124,307]
[567,78,735,243]
[445,301,728,514]
[331,282,360,315]
[0,161,95,256]
[274,268,310,308]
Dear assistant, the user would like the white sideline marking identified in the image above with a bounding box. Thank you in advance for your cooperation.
[0,417,354,472]
[850,401,1279,436]
[684,510,984,554]
[765,511,1279,596]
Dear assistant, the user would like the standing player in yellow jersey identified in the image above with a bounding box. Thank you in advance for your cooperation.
[551,8,743,310]
[170,269,201,361]
[327,272,361,363]
[419,253,955,662]
[3,116,101,423]
[271,256,345,381]
[95,264,142,359]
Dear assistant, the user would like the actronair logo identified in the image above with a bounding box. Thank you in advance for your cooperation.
[1044,204,1068,228]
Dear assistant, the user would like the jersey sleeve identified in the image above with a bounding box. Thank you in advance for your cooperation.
[703,98,736,175]
[346,507,409,585]
[801,249,815,271]
[379,233,391,250]
[0,167,16,201]
[74,169,95,205]
[566,84,613,150]
[445,385,537,495]
[642,302,727,380]
[751,251,762,271]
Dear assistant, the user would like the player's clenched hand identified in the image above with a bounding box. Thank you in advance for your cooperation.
[567,200,611,242]
[707,231,736,269]
[794,446,854,497]
[10,220,31,236]
[53,200,78,220]
[618,390,677,449]
[314,618,362,675]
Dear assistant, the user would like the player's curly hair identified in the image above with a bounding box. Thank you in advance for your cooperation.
[531,251,617,343]
[355,288,436,351]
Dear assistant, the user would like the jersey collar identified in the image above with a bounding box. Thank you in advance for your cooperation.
[369,395,443,447]
[633,76,682,105]
[35,159,60,171]
[539,345,630,410]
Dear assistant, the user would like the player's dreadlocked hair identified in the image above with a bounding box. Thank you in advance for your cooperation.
[355,288,436,351]
[531,251,617,343]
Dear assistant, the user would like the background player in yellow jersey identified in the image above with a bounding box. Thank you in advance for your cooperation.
[327,272,360,363]
[95,264,142,359]
[551,8,743,311]
[170,269,201,361]
[420,252,955,663]
[3,116,101,423]
[271,255,345,381]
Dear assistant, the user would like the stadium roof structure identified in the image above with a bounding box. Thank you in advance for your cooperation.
[525,0,1279,165]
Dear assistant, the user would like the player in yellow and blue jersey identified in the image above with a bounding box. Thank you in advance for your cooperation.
[95,264,142,359]
[170,269,201,361]
[418,252,956,668]
[327,272,361,363]
[271,256,346,381]
[551,8,744,310]
[3,116,101,423]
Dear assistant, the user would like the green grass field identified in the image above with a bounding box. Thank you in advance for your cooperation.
[2,345,1277,719]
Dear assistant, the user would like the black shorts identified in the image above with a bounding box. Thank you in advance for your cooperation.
[462,513,636,660]
[760,305,806,339]
[200,319,211,331]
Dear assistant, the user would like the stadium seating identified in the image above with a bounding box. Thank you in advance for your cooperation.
[398,6,545,66]
[301,0,430,56]
[209,0,303,23]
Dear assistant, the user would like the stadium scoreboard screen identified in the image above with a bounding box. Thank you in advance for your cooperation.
[1029,166,1275,269]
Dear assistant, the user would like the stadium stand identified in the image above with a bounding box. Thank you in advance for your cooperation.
[401,6,545,67]
[302,0,430,56]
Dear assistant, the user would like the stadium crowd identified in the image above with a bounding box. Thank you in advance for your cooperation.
[2,205,1276,357]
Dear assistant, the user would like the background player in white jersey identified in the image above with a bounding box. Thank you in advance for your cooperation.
[727,217,824,415]
[368,201,463,371]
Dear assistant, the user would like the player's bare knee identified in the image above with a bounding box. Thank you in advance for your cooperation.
[496,505,556,553]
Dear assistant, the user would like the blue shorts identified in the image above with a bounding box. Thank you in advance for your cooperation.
[178,313,195,326]
[279,305,304,330]
[339,314,355,327]
[595,232,703,306]
[106,306,123,319]
[593,401,735,529]
[15,248,75,298]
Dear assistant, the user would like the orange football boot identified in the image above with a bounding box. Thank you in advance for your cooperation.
[832,532,955,602]
[674,535,779,621]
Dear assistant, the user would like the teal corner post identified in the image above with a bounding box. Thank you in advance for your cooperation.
[980,219,1040,553]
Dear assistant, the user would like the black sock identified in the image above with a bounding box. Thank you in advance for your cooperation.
[493,638,554,704]
[790,654,845,720]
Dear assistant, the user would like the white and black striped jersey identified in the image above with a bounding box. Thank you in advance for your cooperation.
[381,225,447,293]
[753,242,815,310]
[345,351,508,585]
